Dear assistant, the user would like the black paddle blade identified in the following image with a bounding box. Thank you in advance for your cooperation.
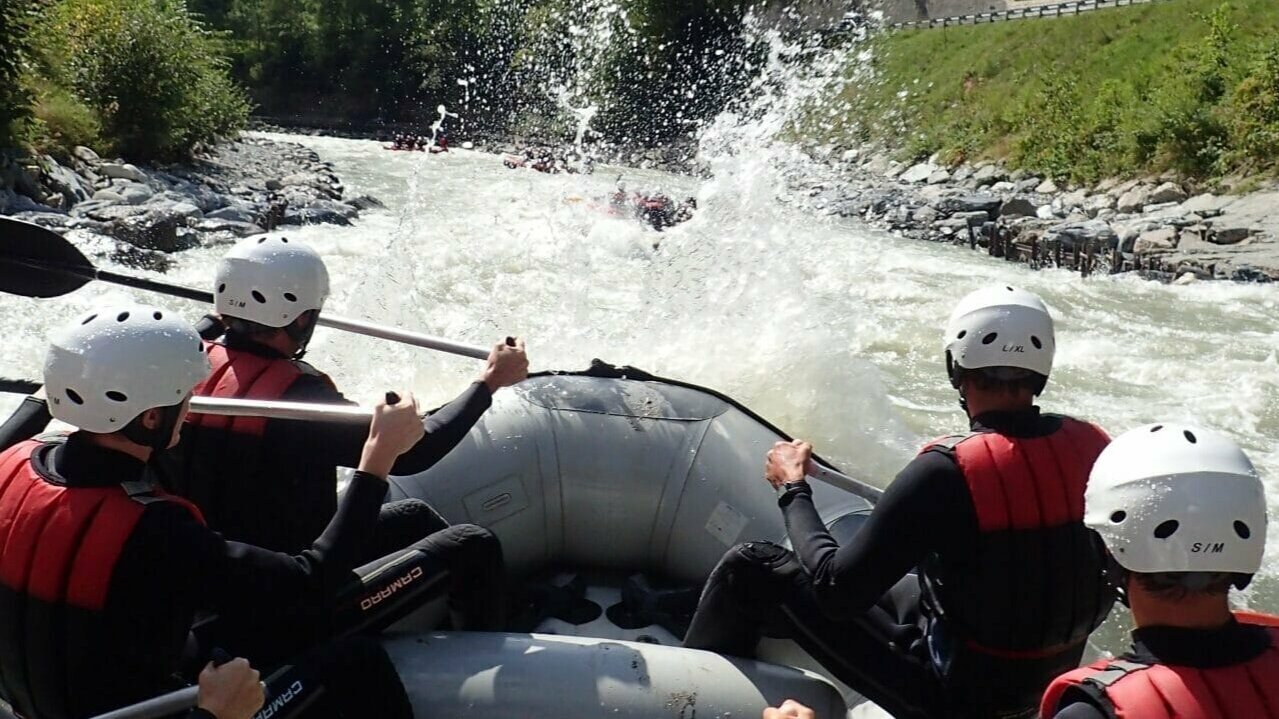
[0,217,95,298]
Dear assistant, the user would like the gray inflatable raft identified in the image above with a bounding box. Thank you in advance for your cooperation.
[384,366,880,718]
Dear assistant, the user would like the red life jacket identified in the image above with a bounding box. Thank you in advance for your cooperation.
[918,417,1113,658]
[1040,621,1279,719]
[0,439,202,719]
[173,341,337,552]
[186,341,322,436]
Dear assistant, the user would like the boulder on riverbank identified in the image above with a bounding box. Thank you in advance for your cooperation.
[2,135,383,271]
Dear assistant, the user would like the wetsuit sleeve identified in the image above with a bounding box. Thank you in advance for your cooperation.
[0,396,52,451]
[134,470,389,616]
[778,450,974,619]
[278,376,492,475]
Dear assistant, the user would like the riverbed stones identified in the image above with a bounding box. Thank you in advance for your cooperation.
[1148,182,1188,205]
[1117,187,1150,213]
[1209,226,1254,245]
[1134,228,1178,253]
[938,194,1001,218]
[1036,179,1060,194]
[1000,197,1039,218]
[899,163,936,184]
[972,165,1007,187]
[99,163,148,183]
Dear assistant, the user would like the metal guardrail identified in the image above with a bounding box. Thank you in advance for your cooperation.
[889,0,1171,30]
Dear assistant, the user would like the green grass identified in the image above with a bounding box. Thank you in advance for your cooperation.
[815,0,1279,183]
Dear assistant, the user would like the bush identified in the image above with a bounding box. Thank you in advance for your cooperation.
[1223,40,1279,170]
[0,0,46,149]
[29,81,101,158]
[44,0,249,160]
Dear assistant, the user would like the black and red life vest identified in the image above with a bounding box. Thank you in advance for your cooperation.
[171,341,337,552]
[0,439,202,719]
[918,417,1113,677]
[1041,619,1279,719]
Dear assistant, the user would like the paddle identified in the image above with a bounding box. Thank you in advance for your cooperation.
[0,218,490,360]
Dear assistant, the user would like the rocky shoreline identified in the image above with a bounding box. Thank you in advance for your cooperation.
[801,150,1279,283]
[0,137,382,271]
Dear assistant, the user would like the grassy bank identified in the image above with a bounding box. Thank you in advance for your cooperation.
[820,0,1279,184]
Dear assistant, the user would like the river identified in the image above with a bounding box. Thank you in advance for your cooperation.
[1,130,1276,646]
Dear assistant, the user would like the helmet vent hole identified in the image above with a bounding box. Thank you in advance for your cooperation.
[65,388,84,405]
[116,312,130,322]
[105,391,128,402]
[153,311,163,320]
[1234,521,1251,539]
[251,290,267,304]
[1006,286,1014,291]
[281,237,289,243]
[981,332,998,345]
[1151,425,1164,432]
[956,330,967,339]
[1110,511,1127,523]
[1183,430,1197,444]
[283,292,297,302]
[257,237,267,244]
[1153,520,1180,539]
[81,314,97,325]
[217,283,226,293]
[1031,336,1042,349]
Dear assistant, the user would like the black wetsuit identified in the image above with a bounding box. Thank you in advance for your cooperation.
[684,408,1113,719]
[0,434,424,719]
[172,330,494,557]
[1051,621,1275,719]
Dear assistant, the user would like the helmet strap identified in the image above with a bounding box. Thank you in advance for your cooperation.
[284,311,319,359]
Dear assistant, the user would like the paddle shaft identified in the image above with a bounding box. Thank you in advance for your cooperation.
[192,398,883,499]
[89,687,196,719]
[6,259,490,360]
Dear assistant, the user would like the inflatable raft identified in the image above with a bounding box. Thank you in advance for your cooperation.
[382,363,880,718]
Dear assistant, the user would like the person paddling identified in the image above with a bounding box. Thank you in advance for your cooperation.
[684,285,1116,719]
[1041,423,1278,719]
[0,305,432,718]
[173,236,524,548]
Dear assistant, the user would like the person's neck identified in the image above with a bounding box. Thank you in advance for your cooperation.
[963,391,1033,421]
[245,329,298,358]
[1129,586,1234,630]
[84,432,152,463]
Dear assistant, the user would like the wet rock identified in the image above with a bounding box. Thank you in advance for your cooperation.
[119,183,154,205]
[107,210,189,252]
[913,205,940,224]
[283,206,353,226]
[99,163,148,183]
[1117,187,1150,214]
[207,205,258,224]
[12,211,73,229]
[147,199,203,221]
[1047,219,1118,250]
[348,194,385,211]
[81,204,150,222]
[938,194,1001,219]
[304,199,358,221]
[39,155,92,206]
[1000,197,1039,218]
[193,219,266,237]
[1148,182,1187,205]
[951,166,974,182]
[990,181,1017,193]
[265,178,284,191]
[1209,226,1254,245]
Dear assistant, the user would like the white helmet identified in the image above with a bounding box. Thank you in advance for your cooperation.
[214,236,329,328]
[44,304,211,433]
[1085,423,1266,575]
[943,285,1055,386]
